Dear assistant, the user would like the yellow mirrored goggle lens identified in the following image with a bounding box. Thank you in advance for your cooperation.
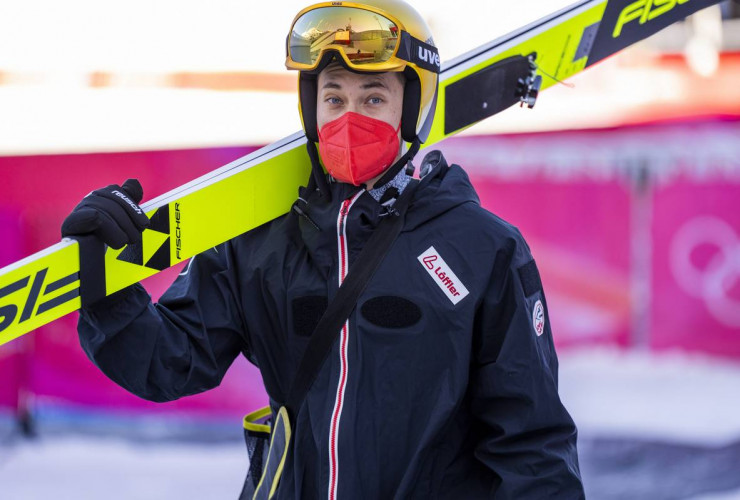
[289,7,400,67]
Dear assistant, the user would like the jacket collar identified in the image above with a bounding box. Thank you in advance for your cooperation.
[293,150,479,276]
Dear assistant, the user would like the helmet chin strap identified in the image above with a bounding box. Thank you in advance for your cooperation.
[368,138,421,190]
[305,140,332,202]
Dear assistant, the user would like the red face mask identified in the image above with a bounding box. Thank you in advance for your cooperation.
[318,112,401,186]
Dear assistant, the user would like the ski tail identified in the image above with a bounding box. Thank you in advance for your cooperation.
[0,240,81,345]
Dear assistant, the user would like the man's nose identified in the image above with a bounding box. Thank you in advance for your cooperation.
[345,100,361,115]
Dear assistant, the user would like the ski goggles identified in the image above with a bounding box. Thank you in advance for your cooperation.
[285,3,440,74]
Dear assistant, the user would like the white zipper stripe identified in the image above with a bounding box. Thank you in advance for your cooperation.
[328,190,363,500]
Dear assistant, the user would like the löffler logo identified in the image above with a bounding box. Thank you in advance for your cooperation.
[418,246,469,305]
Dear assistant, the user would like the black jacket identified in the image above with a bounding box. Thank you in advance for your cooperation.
[79,151,584,499]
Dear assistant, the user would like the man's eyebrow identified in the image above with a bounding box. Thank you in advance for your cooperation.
[361,80,388,90]
[321,80,389,90]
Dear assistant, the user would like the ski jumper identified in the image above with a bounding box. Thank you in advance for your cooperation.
[78,152,584,499]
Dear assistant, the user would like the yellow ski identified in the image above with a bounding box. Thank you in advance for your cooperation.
[0,0,721,346]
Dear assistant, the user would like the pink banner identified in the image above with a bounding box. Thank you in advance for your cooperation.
[0,147,268,418]
[2,118,739,418]
[0,209,24,411]
[651,181,740,357]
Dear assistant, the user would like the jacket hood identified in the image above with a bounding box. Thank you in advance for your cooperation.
[403,149,480,232]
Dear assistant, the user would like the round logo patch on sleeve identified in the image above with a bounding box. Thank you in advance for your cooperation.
[532,300,545,336]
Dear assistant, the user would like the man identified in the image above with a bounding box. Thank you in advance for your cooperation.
[62,1,584,498]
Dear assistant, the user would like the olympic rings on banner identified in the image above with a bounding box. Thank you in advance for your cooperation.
[669,216,740,328]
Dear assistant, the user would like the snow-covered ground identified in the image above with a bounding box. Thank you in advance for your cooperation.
[559,348,740,447]
[1,348,739,499]
[560,349,740,500]
[0,437,247,499]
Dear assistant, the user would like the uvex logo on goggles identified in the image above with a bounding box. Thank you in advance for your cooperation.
[613,0,690,38]
[287,5,439,73]
[401,32,440,73]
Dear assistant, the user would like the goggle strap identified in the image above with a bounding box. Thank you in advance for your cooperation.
[396,31,441,74]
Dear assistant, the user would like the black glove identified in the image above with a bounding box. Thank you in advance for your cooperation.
[62,179,150,249]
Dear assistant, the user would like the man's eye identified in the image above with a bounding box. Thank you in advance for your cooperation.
[368,97,383,105]
[326,97,342,105]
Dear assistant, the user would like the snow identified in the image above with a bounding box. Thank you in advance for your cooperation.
[0,436,247,499]
[559,348,740,446]
[1,348,739,499]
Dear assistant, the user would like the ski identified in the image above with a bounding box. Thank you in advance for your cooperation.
[0,0,721,346]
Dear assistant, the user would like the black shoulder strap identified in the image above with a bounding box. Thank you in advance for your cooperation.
[285,179,419,418]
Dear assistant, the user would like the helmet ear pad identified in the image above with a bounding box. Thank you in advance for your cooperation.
[299,71,320,143]
[298,56,423,144]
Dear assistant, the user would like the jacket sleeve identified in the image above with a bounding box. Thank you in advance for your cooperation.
[77,242,249,403]
[470,232,584,499]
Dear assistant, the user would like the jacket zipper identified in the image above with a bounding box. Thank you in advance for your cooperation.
[328,190,363,500]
